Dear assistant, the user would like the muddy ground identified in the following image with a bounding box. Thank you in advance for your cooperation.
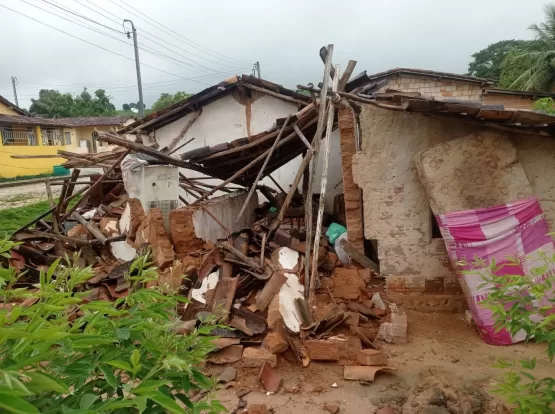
[213,310,548,413]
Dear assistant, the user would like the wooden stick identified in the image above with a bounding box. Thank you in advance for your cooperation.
[44,178,59,234]
[309,62,339,307]
[222,242,263,272]
[267,174,286,194]
[54,178,69,229]
[297,85,404,111]
[9,184,90,238]
[339,238,380,273]
[62,150,129,221]
[72,212,108,244]
[50,180,121,186]
[60,169,80,215]
[305,44,334,300]
[338,60,357,92]
[165,110,201,153]
[260,232,267,267]
[29,230,107,247]
[242,83,308,106]
[10,154,62,159]
[178,195,190,205]
[292,123,314,153]
[235,115,291,224]
[168,137,195,155]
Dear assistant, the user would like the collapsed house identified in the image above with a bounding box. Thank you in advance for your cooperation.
[6,46,555,392]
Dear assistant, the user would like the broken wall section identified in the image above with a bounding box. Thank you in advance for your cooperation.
[352,105,555,311]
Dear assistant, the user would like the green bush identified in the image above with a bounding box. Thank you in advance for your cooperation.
[533,97,555,115]
[0,240,225,413]
[459,253,555,413]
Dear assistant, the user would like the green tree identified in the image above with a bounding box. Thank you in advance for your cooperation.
[151,91,191,112]
[498,44,542,89]
[468,40,533,81]
[29,88,116,118]
[122,103,131,111]
[509,4,555,91]
[0,241,225,414]
[29,90,74,118]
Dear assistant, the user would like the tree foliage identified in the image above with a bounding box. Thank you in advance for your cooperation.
[507,4,555,91]
[29,88,116,118]
[122,103,131,111]
[151,92,191,112]
[0,240,224,414]
[468,40,534,81]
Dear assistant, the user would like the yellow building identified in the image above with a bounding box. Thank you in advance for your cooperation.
[0,95,131,179]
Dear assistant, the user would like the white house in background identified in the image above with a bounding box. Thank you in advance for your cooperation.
[119,75,343,212]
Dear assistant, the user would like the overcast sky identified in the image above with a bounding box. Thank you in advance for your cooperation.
[0,0,548,110]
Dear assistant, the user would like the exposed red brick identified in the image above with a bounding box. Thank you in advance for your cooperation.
[100,217,119,237]
[68,224,89,239]
[242,347,276,368]
[168,208,204,256]
[135,208,175,269]
[304,340,340,361]
[331,268,366,300]
[263,331,289,354]
[357,349,387,366]
[126,198,145,239]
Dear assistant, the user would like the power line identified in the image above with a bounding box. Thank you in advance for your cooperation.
[26,0,241,77]
[39,0,123,35]
[14,2,223,84]
[0,4,218,86]
[75,0,244,70]
[108,0,249,66]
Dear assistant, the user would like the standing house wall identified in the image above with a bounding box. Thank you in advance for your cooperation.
[154,90,343,211]
[375,74,483,101]
[352,105,555,311]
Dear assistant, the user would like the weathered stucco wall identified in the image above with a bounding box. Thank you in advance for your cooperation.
[353,106,481,310]
[353,105,555,310]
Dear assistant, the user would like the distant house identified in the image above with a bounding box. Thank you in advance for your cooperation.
[359,68,494,100]
[482,88,555,110]
[0,94,132,179]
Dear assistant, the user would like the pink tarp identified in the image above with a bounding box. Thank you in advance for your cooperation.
[437,196,555,345]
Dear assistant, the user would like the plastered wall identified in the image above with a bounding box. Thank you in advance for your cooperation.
[352,105,555,310]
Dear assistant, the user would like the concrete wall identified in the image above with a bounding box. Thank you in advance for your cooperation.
[154,90,343,211]
[352,105,555,311]
[376,74,483,101]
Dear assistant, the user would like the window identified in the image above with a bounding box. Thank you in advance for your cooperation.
[64,131,71,145]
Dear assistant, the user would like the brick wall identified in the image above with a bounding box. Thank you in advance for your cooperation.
[482,94,535,110]
[376,74,482,101]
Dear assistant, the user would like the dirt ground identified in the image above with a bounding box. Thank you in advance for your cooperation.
[212,310,549,413]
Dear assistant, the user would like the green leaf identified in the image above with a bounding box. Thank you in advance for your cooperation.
[107,360,134,372]
[131,349,141,367]
[99,365,117,389]
[146,391,186,414]
[134,396,148,412]
[115,327,130,340]
[24,372,70,394]
[80,393,99,410]
[72,336,116,348]
[191,369,211,388]
[133,380,171,395]
[0,395,39,414]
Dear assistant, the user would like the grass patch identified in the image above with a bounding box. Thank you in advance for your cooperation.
[4,194,31,203]
[0,197,81,236]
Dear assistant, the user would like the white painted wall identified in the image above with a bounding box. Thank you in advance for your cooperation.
[154,91,343,213]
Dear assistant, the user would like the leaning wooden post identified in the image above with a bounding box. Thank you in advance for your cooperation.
[304,43,334,300]
[235,115,291,223]
[309,64,340,307]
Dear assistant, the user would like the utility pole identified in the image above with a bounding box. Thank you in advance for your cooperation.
[11,76,19,107]
[124,19,144,117]
[252,62,261,78]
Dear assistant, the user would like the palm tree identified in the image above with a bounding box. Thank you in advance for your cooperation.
[510,4,555,91]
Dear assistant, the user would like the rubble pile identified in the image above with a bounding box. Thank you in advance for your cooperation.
[4,45,407,403]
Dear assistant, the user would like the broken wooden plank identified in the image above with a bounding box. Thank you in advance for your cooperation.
[168,137,195,156]
[236,115,292,224]
[292,123,314,153]
[309,61,339,307]
[255,271,287,311]
[59,168,81,215]
[165,110,201,153]
[207,276,238,322]
[222,242,263,273]
[44,178,59,234]
[338,60,357,92]
[72,212,108,244]
[339,238,379,273]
